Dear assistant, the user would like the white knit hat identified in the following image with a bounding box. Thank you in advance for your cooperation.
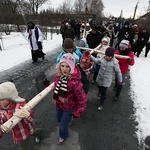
[102,37,110,45]
[119,40,129,48]
[0,82,25,102]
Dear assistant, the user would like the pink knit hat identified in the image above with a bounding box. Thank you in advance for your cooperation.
[60,53,75,74]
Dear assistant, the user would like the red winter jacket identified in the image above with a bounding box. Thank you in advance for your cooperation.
[115,49,135,74]
[53,66,87,116]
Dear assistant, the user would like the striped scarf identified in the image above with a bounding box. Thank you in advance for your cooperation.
[53,75,68,100]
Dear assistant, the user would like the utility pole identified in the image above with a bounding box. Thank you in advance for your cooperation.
[133,1,139,20]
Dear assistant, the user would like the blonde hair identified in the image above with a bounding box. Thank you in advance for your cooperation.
[56,63,71,78]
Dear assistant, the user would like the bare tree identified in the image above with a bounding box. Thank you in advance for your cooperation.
[73,0,104,20]
[74,0,85,13]
[24,0,50,15]
[57,0,73,14]
[0,0,23,31]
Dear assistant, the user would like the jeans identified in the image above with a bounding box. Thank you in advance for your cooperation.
[56,108,72,139]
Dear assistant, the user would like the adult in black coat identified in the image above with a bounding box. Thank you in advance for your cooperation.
[136,28,149,57]
[86,25,102,57]
[118,21,133,44]
[65,23,75,40]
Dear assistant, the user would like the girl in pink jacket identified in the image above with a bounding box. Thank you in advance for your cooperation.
[52,53,87,144]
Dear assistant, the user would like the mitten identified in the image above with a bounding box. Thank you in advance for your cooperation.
[0,125,9,133]
[37,41,42,50]
[14,107,30,119]
[43,78,50,87]
[73,111,80,118]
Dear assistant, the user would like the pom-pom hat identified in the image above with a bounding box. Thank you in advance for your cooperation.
[60,53,75,74]
[80,51,91,69]
[0,82,25,102]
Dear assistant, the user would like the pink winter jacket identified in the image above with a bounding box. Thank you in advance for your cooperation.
[53,66,87,116]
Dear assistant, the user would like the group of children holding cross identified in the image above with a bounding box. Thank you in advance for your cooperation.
[0,37,134,149]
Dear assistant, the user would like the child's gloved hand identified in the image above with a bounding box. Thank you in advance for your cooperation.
[14,107,30,119]
[0,125,9,133]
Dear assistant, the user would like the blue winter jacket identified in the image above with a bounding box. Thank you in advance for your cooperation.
[56,48,83,64]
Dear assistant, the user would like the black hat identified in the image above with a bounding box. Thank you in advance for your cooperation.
[105,47,115,57]
[27,21,35,29]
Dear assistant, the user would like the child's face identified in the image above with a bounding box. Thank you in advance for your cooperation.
[102,41,108,46]
[60,62,71,76]
[65,48,73,53]
[0,100,10,107]
[119,46,126,51]
[105,56,113,61]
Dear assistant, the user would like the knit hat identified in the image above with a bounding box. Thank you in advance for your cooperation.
[0,82,25,102]
[80,51,91,69]
[105,47,115,57]
[102,37,110,44]
[63,38,75,49]
[119,40,129,48]
[60,53,75,74]
[79,38,87,47]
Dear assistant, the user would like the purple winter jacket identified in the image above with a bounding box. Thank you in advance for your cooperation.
[53,66,87,115]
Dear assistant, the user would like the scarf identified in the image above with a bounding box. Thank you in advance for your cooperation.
[53,75,68,100]
[118,48,131,55]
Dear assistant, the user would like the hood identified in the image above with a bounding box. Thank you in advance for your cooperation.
[71,66,81,80]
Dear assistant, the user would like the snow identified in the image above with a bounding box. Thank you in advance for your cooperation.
[0,32,62,72]
[0,31,150,147]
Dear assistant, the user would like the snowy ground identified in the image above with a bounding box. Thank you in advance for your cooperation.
[0,32,150,148]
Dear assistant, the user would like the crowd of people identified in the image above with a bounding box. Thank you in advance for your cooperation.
[0,19,150,149]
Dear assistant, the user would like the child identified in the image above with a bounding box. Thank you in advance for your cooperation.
[0,82,42,150]
[78,38,89,54]
[90,47,122,111]
[114,40,135,100]
[52,53,87,143]
[77,51,93,94]
[56,38,82,64]
[91,36,110,84]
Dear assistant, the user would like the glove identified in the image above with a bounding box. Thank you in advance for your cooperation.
[127,57,132,62]
[73,111,80,118]
[14,107,30,119]
[0,125,9,133]
[43,78,50,87]
[37,41,42,50]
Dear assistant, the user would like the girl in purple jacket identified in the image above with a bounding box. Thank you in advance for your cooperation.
[52,53,87,144]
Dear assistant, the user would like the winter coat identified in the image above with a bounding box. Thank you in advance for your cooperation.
[118,27,133,44]
[86,31,102,49]
[77,64,90,94]
[65,28,75,40]
[26,26,43,51]
[115,48,135,74]
[91,56,122,87]
[53,66,87,115]
[0,101,34,144]
[56,48,82,64]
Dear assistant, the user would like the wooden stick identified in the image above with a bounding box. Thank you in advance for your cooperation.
[1,82,54,133]
[76,46,130,59]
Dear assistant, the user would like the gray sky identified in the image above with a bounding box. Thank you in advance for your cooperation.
[42,0,149,18]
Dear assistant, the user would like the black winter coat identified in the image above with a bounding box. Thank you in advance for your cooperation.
[86,31,102,49]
